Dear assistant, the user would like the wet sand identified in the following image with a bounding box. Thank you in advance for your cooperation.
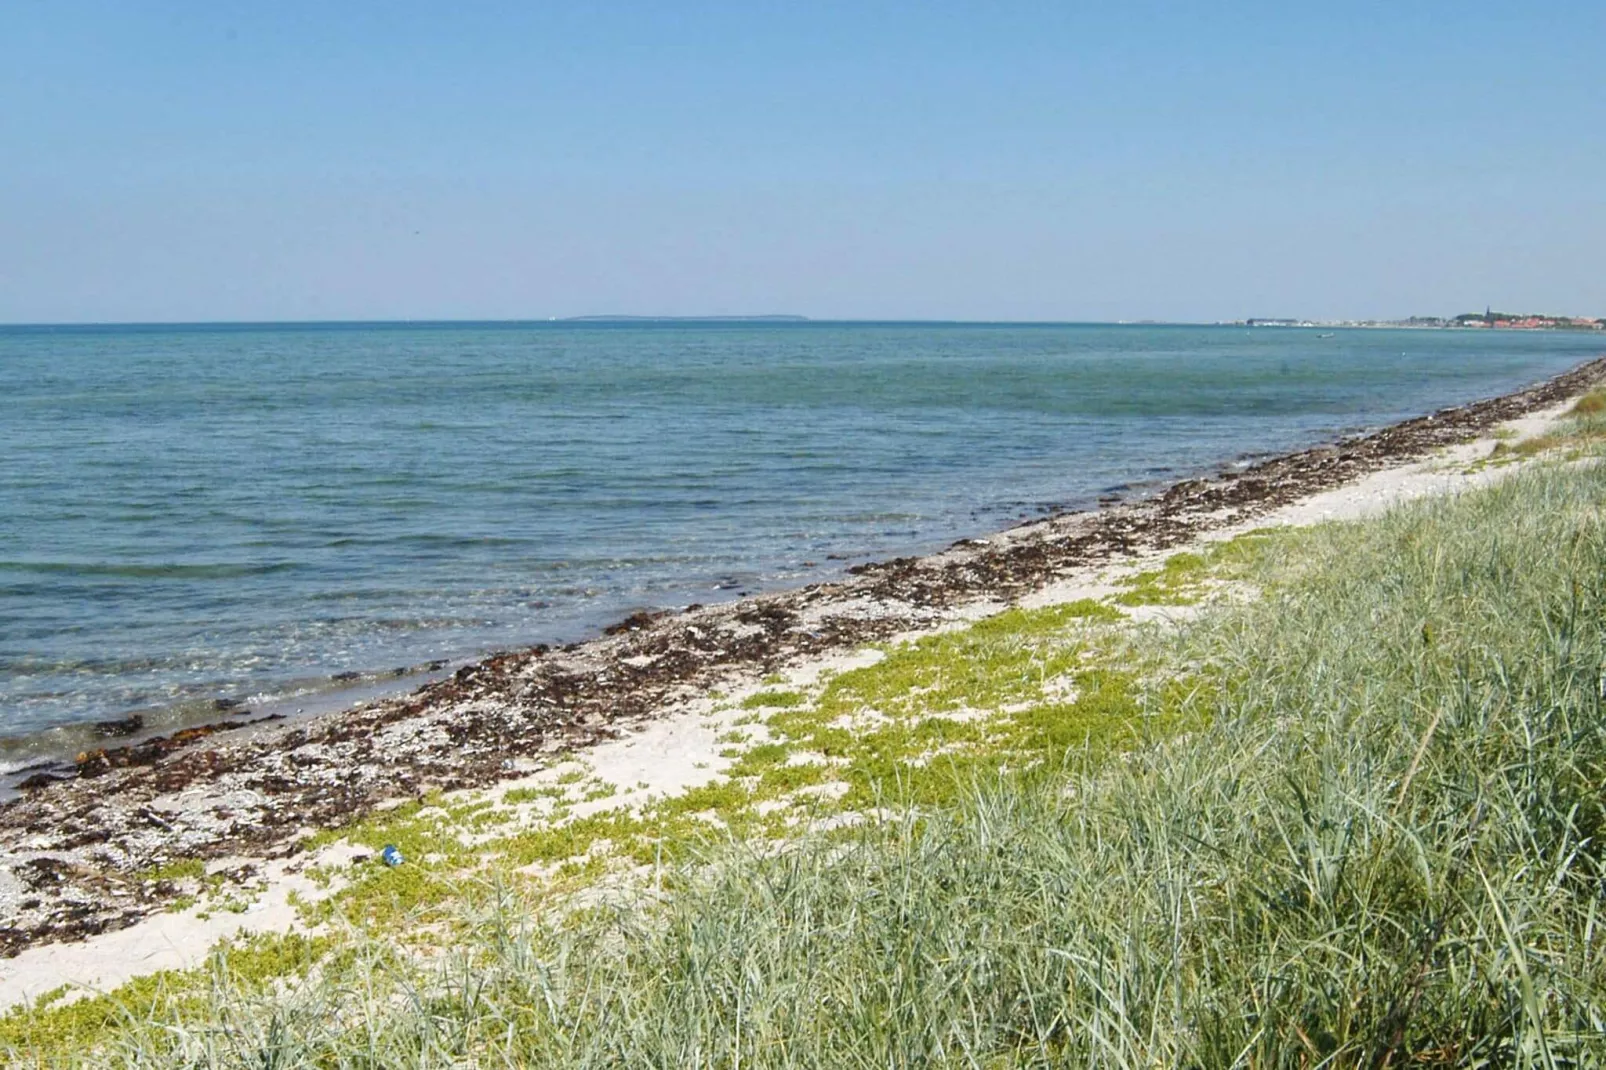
[2,354,1603,958]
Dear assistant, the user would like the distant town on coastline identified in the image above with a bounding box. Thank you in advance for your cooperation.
[1239,310,1605,330]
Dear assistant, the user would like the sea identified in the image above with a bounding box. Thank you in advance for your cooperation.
[1,321,1600,769]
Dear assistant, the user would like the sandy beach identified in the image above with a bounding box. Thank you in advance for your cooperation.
[2,353,1603,1007]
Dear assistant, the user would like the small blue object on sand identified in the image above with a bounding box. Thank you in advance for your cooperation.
[381,844,404,867]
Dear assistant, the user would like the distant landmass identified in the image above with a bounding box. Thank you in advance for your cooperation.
[562,314,809,323]
[1238,311,1604,331]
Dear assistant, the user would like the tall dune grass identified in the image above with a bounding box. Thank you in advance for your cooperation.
[16,459,1606,1066]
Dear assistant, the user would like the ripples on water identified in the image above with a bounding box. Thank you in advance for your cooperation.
[0,321,1598,756]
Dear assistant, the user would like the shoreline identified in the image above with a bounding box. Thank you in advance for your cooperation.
[2,353,1604,962]
[5,326,1598,774]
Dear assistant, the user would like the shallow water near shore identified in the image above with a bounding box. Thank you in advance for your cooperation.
[0,321,1599,761]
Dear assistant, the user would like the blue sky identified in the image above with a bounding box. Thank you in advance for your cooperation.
[1,2,1601,323]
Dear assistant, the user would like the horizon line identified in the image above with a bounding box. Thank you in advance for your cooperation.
[0,314,1533,330]
[0,316,1212,329]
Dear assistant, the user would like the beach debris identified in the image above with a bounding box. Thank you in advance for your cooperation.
[381,844,404,867]
[91,715,144,739]
[605,610,667,635]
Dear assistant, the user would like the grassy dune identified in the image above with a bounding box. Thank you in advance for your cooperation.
[8,409,1606,1065]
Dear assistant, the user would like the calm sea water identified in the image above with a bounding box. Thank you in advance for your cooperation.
[1,322,1599,763]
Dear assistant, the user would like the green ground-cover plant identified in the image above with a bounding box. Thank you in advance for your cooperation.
[1114,551,1211,605]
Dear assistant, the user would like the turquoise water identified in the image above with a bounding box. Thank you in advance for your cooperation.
[0,322,1599,759]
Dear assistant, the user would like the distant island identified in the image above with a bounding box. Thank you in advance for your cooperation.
[562,315,810,323]
[1238,310,1604,331]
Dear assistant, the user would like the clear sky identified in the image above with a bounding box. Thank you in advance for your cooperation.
[1,1,1601,323]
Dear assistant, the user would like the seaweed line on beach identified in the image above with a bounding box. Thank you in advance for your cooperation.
[1,354,1603,957]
